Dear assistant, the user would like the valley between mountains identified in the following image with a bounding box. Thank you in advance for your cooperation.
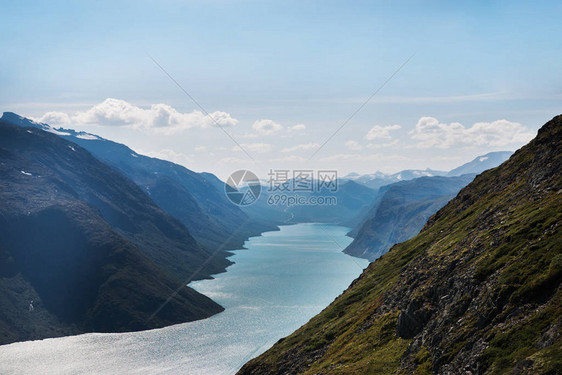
[0,113,559,375]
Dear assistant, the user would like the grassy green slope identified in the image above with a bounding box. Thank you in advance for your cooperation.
[238,115,561,374]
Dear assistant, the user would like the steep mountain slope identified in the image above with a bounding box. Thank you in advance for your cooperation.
[345,174,476,261]
[0,119,230,281]
[238,115,561,374]
[448,151,513,176]
[1,112,272,250]
[0,121,224,344]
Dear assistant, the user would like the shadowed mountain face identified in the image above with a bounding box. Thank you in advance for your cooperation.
[238,115,561,374]
[1,112,273,251]
[0,121,224,344]
[345,174,476,261]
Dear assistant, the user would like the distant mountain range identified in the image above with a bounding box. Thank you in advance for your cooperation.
[446,151,513,176]
[342,151,512,190]
[1,112,273,251]
[0,120,224,344]
[340,151,513,261]
[342,169,448,190]
[239,115,562,375]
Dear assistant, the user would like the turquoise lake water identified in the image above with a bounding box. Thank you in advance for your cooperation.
[0,223,369,374]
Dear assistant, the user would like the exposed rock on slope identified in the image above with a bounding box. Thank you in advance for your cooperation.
[238,115,561,374]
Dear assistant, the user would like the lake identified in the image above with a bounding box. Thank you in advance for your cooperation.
[0,223,369,375]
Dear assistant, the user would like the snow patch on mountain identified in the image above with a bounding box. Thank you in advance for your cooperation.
[76,133,100,140]
[44,128,71,136]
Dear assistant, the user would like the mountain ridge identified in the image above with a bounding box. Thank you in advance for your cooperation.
[0,120,225,344]
[447,151,513,177]
[342,151,512,191]
[238,115,561,374]
[0,112,273,251]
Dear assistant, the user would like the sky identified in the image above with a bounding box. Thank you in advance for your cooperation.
[1,0,561,180]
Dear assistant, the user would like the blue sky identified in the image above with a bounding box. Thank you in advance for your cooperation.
[1,0,561,179]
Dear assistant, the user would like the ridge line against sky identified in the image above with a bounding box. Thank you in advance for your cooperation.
[1,0,560,179]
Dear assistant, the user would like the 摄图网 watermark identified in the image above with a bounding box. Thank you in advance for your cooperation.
[224,169,339,207]
[266,194,337,207]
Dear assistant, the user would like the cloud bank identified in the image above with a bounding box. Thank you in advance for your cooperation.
[36,98,238,134]
[252,119,283,135]
[232,143,272,153]
[364,124,402,140]
[409,117,535,148]
[281,143,319,153]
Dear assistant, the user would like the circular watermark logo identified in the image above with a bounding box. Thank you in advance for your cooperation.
[225,170,261,206]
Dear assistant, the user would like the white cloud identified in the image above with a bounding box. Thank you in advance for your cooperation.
[194,146,207,152]
[269,155,307,162]
[252,119,283,135]
[319,153,409,162]
[280,143,319,153]
[432,155,463,162]
[344,140,363,151]
[366,140,399,149]
[364,124,401,140]
[219,156,249,164]
[239,132,260,139]
[409,117,535,148]
[288,124,306,131]
[36,98,238,135]
[37,111,72,127]
[232,143,272,153]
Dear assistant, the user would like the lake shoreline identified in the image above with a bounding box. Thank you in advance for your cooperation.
[0,223,368,375]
